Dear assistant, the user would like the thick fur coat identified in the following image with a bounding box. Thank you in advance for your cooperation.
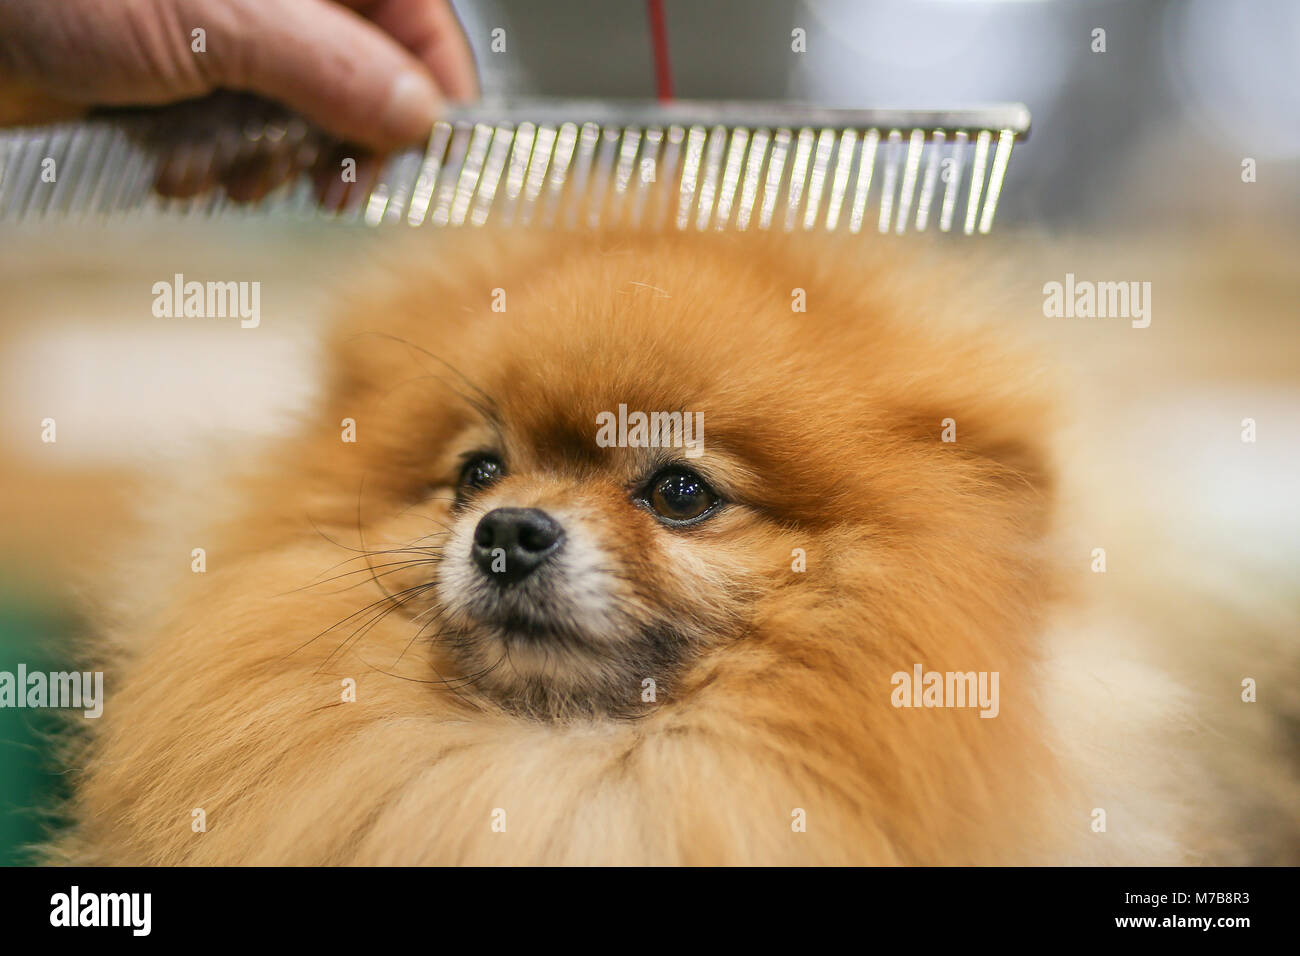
[50,231,1298,864]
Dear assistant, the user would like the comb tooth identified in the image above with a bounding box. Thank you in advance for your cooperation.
[712,127,748,230]
[21,130,58,220]
[20,126,56,215]
[363,161,394,226]
[226,122,267,219]
[202,136,236,218]
[783,127,814,232]
[277,118,315,221]
[449,123,493,226]
[407,121,453,226]
[291,125,323,218]
[45,125,87,216]
[75,128,116,215]
[252,119,294,216]
[131,143,165,219]
[675,125,706,231]
[431,123,473,226]
[89,128,133,219]
[823,129,856,232]
[277,172,302,221]
[215,191,235,220]
[26,128,70,219]
[316,149,347,222]
[895,128,925,234]
[364,177,396,226]
[188,136,223,218]
[585,125,620,229]
[938,130,967,233]
[561,122,599,229]
[189,138,226,221]
[259,172,297,219]
[964,129,991,235]
[758,128,791,230]
[540,122,578,227]
[517,124,554,227]
[630,126,661,228]
[380,149,423,223]
[612,126,640,195]
[694,125,727,230]
[0,134,15,213]
[287,175,316,221]
[204,125,245,219]
[470,124,513,226]
[735,127,768,231]
[497,121,535,226]
[9,133,38,220]
[292,121,325,218]
[4,131,48,220]
[563,122,600,229]
[379,144,428,224]
[914,129,945,231]
[877,130,904,233]
[217,189,239,222]
[848,129,879,234]
[978,129,1015,234]
[107,137,153,216]
[802,127,836,230]
[609,125,641,227]
[654,125,684,230]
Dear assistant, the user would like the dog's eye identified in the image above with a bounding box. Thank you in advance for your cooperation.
[645,467,719,524]
[459,454,505,492]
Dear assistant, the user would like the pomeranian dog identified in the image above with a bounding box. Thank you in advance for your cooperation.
[50,229,1299,865]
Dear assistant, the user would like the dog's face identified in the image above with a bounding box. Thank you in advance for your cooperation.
[427,425,742,717]
[294,233,1051,720]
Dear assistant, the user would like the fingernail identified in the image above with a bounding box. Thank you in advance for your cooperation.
[381,71,440,143]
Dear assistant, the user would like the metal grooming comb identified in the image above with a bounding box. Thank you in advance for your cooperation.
[0,98,1030,234]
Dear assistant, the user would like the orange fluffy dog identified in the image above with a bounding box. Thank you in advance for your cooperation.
[50,230,1295,864]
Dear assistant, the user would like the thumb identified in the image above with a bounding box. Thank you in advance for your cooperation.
[198,0,443,151]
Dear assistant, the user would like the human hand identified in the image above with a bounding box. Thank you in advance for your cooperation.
[0,0,478,203]
[0,0,476,146]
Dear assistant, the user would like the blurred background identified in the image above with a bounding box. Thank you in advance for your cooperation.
[0,0,1297,862]
[458,0,1300,230]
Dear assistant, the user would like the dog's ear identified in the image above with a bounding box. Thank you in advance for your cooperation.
[905,406,1054,499]
[888,335,1059,539]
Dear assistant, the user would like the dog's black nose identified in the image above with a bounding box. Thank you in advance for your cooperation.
[471,507,564,584]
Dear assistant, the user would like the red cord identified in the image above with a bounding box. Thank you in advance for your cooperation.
[646,0,674,102]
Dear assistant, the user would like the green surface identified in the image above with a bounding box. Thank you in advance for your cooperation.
[0,593,73,865]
